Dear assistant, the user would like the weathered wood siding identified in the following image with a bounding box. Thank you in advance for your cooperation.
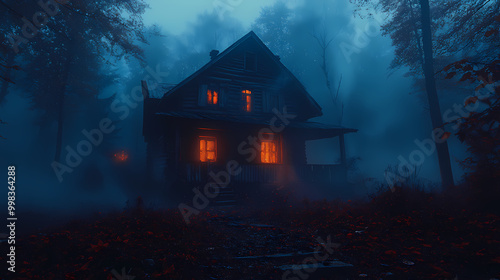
[162,39,313,120]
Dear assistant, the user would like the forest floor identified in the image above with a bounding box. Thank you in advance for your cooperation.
[2,190,500,280]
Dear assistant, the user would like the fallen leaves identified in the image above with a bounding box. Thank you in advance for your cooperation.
[3,200,499,279]
[385,250,397,256]
[441,132,452,141]
[90,240,109,253]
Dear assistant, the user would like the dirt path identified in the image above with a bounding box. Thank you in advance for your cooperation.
[197,211,354,279]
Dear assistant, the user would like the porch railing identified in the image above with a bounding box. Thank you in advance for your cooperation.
[181,163,346,184]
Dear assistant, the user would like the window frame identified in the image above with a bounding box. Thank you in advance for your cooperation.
[206,84,220,106]
[199,136,217,163]
[260,134,281,164]
[242,89,252,112]
[206,88,219,106]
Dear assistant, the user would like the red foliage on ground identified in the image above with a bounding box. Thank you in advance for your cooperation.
[1,191,499,279]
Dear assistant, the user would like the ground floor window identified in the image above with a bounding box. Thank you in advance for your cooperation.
[199,136,217,162]
[261,140,278,163]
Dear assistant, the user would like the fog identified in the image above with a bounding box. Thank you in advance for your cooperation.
[0,0,471,220]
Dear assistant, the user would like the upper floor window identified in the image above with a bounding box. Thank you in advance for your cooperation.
[242,90,251,112]
[207,89,218,105]
[199,84,223,107]
[244,52,257,71]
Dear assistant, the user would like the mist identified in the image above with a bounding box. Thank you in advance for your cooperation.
[1,0,499,278]
[0,0,472,218]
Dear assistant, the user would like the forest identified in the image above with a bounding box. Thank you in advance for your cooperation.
[0,0,499,279]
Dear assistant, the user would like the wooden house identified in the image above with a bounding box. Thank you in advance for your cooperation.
[141,31,357,204]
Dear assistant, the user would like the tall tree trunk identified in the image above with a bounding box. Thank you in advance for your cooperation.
[0,53,14,104]
[419,0,455,189]
[54,51,73,162]
[54,87,65,162]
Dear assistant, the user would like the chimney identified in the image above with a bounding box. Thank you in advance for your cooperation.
[210,50,219,60]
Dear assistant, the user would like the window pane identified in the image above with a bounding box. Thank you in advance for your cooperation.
[207,151,215,161]
[213,91,218,104]
[246,95,251,112]
[261,141,277,163]
[207,89,219,105]
[261,142,267,163]
[200,139,206,162]
[200,138,216,162]
[207,140,215,151]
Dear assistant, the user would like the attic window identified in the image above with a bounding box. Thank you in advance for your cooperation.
[199,136,217,162]
[244,52,257,71]
[207,89,218,105]
[242,90,251,112]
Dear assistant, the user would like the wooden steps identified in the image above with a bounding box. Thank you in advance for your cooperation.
[214,185,237,207]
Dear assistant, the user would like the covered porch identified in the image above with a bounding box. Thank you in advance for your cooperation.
[175,120,357,186]
[181,162,347,184]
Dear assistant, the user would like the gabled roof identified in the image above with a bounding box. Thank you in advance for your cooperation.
[159,31,323,117]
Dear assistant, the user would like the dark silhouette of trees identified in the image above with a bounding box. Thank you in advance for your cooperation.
[0,1,33,104]
[2,0,148,160]
[455,61,499,182]
[252,2,294,61]
[441,6,499,207]
[435,0,499,63]
[351,0,455,189]
[351,0,499,190]
[419,0,454,188]
[252,1,348,125]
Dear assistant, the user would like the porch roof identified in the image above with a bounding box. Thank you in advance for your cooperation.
[155,111,357,139]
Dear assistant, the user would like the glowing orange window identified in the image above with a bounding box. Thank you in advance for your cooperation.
[242,90,251,112]
[207,89,218,105]
[199,137,217,162]
[261,141,278,163]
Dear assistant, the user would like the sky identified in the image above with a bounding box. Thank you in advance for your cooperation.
[144,0,283,35]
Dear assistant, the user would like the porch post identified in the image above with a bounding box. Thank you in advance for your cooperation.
[339,133,346,166]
